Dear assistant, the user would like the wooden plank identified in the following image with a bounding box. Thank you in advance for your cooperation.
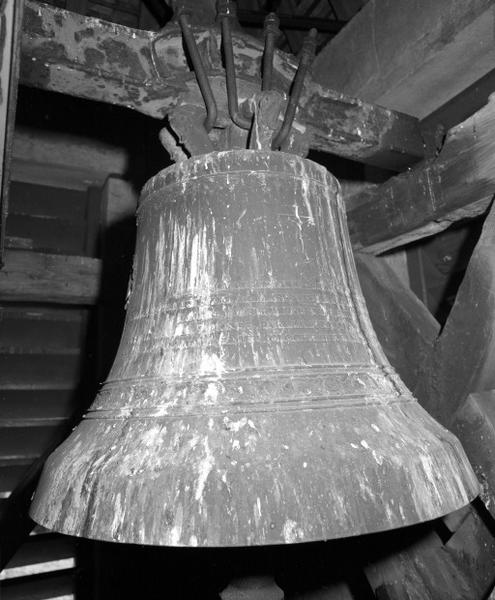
[0,426,64,462]
[6,214,87,257]
[443,503,495,599]
[0,465,30,497]
[0,354,84,390]
[0,250,101,305]
[347,96,495,254]
[0,390,80,425]
[9,181,86,220]
[364,508,495,600]
[312,0,495,119]
[0,573,74,600]
[0,420,75,570]
[355,253,439,396]
[1,0,24,263]
[19,0,425,169]
[415,196,495,427]
[1,536,75,581]
[11,127,129,190]
[421,67,495,138]
[0,306,86,354]
[452,391,495,519]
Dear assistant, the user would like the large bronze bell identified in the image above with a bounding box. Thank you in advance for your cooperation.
[30,150,479,547]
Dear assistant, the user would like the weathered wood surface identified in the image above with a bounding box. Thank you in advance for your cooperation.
[11,127,129,190]
[364,506,495,600]
[19,0,424,170]
[453,392,495,519]
[355,253,439,396]
[312,0,495,119]
[415,196,495,428]
[0,250,101,304]
[347,96,495,254]
[1,0,24,263]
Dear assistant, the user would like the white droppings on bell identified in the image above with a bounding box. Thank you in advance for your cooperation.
[195,438,215,504]
[199,353,225,378]
[282,519,303,543]
[223,416,249,433]
[300,170,315,227]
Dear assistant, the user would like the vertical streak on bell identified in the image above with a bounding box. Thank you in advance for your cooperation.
[30,151,479,547]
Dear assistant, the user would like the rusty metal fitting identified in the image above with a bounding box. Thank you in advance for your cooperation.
[263,12,280,36]
[262,12,280,92]
[299,27,318,64]
[271,28,317,150]
[171,0,192,18]
[216,0,237,20]
[177,11,218,132]
[218,0,253,130]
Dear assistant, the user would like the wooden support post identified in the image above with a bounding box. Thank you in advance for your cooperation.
[453,391,495,519]
[415,196,495,427]
[11,128,129,191]
[347,97,495,253]
[1,0,24,264]
[364,508,495,600]
[355,253,438,396]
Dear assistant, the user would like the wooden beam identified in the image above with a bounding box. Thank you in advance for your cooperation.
[347,96,495,254]
[355,253,439,396]
[11,127,129,190]
[312,0,495,119]
[453,391,495,520]
[1,0,24,263]
[421,67,495,136]
[0,250,101,305]
[19,0,425,170]
[364,505,495,600]
[415,197,495,428]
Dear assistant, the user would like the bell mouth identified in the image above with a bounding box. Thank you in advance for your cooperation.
[30,399,478,547]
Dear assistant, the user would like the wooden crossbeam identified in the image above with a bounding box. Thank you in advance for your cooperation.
[312,0,495,119]
[415,196,495,428]
[347,96,495,254]
[1,0,24,264]
[0,250,101,305]
[453,391,495,520]
[19,0,425,170]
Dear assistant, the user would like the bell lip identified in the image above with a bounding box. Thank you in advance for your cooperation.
[29,402,480,548]
[30,496,478,549]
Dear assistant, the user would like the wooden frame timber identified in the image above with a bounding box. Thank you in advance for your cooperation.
[20,0,425,171]
[0,250,101,304]
[347,96,495,254]
[312,0,495,119]
[1,0,24,264]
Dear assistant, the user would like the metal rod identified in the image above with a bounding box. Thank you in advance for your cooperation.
[218,0,252,130]
[271,28,317,151]
[237,9,346,33]
[177,10,217,132]
[262,13,280,92]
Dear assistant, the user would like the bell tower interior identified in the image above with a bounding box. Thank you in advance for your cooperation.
[1,1,495,599]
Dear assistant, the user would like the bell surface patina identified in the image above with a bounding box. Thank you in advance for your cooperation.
[30,150,479,546]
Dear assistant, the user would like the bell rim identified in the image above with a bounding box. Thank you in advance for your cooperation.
[30,401,480,548]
